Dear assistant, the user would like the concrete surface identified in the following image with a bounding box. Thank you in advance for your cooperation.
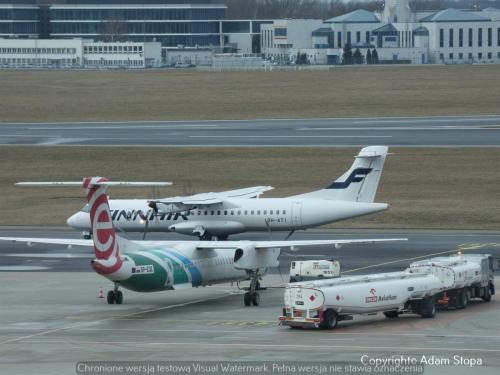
[1,115,500,147]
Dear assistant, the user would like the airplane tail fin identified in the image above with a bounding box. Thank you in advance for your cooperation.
[83,177,123,275]
[293,146,389,203]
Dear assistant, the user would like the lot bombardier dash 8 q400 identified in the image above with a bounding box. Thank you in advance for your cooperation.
[66,146,391,240]
[1,177,405,306]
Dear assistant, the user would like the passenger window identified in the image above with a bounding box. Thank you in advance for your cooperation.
[257,210,260,215]
[204,211,208,215]
[251,210,254,215]
[276,210,280,214]
[244,210,248,215]
[230,210,234,215]
[224,210,227,215]
[211,211,214,215]
[270,210,273,215]
[197,211,201,215]
[217,210,221,215]
[283,210,287,214]
[263,210,267,215]
[238,210,241,215]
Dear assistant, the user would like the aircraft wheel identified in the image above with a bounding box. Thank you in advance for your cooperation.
[252,292,260,306]
[115,291,123,305]
[243,292,252,307]
[107,291,115,304]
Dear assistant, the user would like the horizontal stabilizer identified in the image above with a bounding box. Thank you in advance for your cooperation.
[16,180,172,187]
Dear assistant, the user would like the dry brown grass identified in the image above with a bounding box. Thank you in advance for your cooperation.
[1,147,499,229]
[0,65,499,123]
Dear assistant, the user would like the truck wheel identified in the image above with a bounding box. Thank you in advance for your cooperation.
[289,277,296,283]
[457,289,467,309]
[384,311,399,318]
[421,297,436,318]
[320,309,338,329]
[483,286,492,302]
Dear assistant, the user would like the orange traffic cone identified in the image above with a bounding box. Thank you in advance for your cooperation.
[98,287,104,299]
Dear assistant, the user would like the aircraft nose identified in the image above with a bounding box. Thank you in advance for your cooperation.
[66,212,89,229]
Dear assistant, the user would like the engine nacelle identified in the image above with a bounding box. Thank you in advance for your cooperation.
[233,242,280,271]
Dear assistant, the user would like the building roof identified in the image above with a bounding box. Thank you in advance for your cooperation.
[372,23,397,33]
[420,8,490,22]
[325,9,380,24]
[312,27,333,36]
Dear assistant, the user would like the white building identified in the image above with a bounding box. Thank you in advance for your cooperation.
[260,5,500,65]
[0,38,83,68]
[0,38,162,68]
[83,41,161,68]
[261,19,324,63]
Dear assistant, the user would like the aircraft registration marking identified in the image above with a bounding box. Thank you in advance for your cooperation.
[131,265,154,274]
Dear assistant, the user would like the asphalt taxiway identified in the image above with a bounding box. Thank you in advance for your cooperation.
[1,115,500,147]
[1,228,500,375]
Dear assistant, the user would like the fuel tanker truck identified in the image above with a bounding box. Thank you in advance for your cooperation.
[279,253,497,329]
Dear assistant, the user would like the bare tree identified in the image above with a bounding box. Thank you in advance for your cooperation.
[100,18,127,43]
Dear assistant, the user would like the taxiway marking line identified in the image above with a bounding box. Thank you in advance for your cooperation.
[17,340,500,353]
[298,126,500,131]
[3,114,500,126]
[189,135,392,138]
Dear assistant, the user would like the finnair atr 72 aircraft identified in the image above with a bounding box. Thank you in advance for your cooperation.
[0,177,405,306]
[66,146,390,240]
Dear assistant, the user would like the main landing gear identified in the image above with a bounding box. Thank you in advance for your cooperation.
[107,284,123,305]
[243,271,261,307]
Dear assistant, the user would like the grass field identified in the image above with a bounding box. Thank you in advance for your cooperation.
[0,65,499,123]
[1,147,499,230]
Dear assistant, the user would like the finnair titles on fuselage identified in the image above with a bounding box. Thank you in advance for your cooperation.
[67,146,390,240]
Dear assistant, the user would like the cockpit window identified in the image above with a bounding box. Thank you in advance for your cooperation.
[81,204,90,213]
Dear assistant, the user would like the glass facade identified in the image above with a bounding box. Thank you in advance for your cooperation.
[0,6,39,36]
[49,5,225,47]
[0,8,39,20]
[50,8,224,21]
[222,21,250,33]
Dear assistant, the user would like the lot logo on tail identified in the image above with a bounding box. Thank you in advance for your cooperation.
[327,168,372,189]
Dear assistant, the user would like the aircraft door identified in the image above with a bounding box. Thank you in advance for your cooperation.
[291,201,302,228]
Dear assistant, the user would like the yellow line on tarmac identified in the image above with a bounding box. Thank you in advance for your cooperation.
[342,243,498,274]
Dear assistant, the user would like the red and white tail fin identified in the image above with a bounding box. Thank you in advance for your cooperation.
[81,177,173,275]
[83,177,122,275]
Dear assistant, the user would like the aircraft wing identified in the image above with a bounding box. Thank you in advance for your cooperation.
[195,238,407,250]
[0,237,93,247]
[154,186,274,206]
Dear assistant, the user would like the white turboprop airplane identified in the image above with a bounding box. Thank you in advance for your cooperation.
[66,146,391,240]
[1,177,406,306]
